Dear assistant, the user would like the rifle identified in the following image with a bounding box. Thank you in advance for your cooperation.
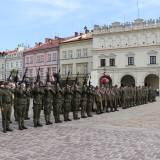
[36,67,41,85]
[65,71,70,86]
[21,68,28,84]
[7,72,12,82]
[75,72,79,85]
[45,68,50,85]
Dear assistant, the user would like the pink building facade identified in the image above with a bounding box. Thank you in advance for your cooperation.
[24,38,60,82]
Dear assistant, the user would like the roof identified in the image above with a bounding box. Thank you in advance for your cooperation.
[6,50,17,55]
[61,33,93,44]
[25,39,61,53]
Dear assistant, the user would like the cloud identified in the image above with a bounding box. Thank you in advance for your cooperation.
[14,0,84,25]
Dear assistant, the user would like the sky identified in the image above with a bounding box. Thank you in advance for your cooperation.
[0,0,160,51]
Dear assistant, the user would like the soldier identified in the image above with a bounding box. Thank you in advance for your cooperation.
[25,84,30,120]
[32,82,44,127]
[13,84,18,121]
[72,81,81,120]
[80,78,88,118]
[52,71,63,123]
[0,82,13,133]
[63,84,72,121]
[43,82,54,125]
[15,83,28,130]
[53,83,63,123]
[95,86,103,114]
[86,81,94,117]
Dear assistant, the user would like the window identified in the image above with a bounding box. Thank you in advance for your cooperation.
[63,51,67,59]
[128,57,134,65]
[77,49,81,58]
[20,61,22,67]
[52,67,56,73]
[62,65,67,75]
[30,56,33,64]
[110,58,115,66]
[29,69,33,77]
[68,65,73,74]
[83,63,88,74]
[52,52,57,61]
[11,62,13,68]
[26,57,29,64]
[83,48,88,57]
[16,62,18,67]
[150,56,156,64]
[47,54,52,62]
[41,55,44,62]
[40,68,44,77]
[68,50,73,59]
[37,55,41,63]
[100,59,106,67]
[2,64,4,69]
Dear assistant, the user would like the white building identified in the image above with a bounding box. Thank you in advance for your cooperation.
[60,32,93,83]
[5,47,27,80]
[91,18,160,89]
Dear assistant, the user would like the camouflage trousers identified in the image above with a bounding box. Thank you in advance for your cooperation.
[63,102,71,121]
[1,104,12,132]
[33,104,42,126]
[17,104,26,129]
[86,101,93,117]
[53,102,62,123]
[81,100,87,118]
[44,103,52,124]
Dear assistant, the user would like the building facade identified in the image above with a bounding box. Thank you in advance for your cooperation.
[0,47,26,81]
[91,18,160,89]
[60,32,93,83]
[24,38,60,82]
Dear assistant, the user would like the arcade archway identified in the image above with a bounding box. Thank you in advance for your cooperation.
[121,75,135,87]
[144,74,159,89]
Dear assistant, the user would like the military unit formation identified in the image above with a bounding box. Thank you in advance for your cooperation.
[0,68,157,133]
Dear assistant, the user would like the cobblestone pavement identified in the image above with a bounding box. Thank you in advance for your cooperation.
[0,98,160,160]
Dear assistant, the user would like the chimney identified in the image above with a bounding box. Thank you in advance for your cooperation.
[75,32,78,37]
[45,38,49,43]
[35,42,42,47]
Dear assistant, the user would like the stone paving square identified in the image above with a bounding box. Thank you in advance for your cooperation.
[0,98,160,160]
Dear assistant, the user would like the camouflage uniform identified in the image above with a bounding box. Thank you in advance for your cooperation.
[71,84,81,120]
[25,86,30,120]
[95,87,103,114]
[80,85,88,118]
[0,86,13,133]
[86,86,94,117]
[15,85,28,130]
[32,84,44,127]
[43,85,54,125]
[53,84,63,123]
[63,85,72,121]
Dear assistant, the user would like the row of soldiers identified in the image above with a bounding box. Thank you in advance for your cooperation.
[95,85,156,114]
[0,70,157,133]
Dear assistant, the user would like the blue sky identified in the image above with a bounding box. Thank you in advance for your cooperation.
[0,0,160,50]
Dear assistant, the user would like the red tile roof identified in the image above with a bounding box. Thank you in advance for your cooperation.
[61,33,93,44]
[6,50,17,55]
[25,39,61,53]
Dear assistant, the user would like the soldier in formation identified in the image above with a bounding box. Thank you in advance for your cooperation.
[0,69,157,133]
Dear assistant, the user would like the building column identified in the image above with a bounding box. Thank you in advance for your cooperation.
[72,63,76,75]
